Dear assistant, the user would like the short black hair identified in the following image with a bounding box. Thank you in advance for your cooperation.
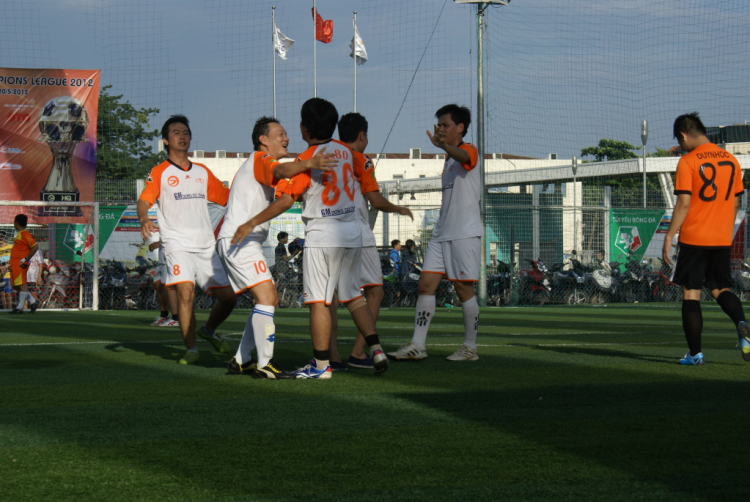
[435,104,471,138]
[301,98,338,141]
[338,113,368,144]
[405,239,415,249]
[252,117,280,151]
[277,231,288,241]
[14,214,28,228]
[391,239,400,248]
[673,112,707,140]
[161,115,191,153]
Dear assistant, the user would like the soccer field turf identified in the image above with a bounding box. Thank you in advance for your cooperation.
[2,305,749,501]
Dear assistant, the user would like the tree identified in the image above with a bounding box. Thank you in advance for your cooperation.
[648,147,674,158]
[96,85,164,180]
[580,138,638,162]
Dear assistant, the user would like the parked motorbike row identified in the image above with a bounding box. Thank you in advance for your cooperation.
[518,253,750,305]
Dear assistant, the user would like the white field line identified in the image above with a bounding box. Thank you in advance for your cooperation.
[0,333,731,349]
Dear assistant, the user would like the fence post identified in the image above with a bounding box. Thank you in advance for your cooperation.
[604,186,611,262]
[382,187,389,247]
[532,184,540,260]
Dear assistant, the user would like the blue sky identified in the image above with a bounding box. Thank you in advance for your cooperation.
[2,0,749,158]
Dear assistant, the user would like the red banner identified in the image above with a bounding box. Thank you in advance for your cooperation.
[0,68,101,212]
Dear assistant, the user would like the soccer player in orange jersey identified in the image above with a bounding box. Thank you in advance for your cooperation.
[327,112,413,371]
[138,115,237,365]
[217,116,336,379]
[8,214,39,314]
[388,105,480,362]
[663,112,750,365]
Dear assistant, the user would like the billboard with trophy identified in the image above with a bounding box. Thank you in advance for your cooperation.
[0,68,100,218]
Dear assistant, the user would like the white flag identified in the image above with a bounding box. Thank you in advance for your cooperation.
[273,21,294,60]
[349,25,368,65]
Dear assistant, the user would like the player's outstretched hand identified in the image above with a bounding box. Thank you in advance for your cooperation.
[426,125,445,149]
[140,219,158,241]
[398,207,414,220]
[310,149,336,172]
[232,221,255,246]
[662,238,672,266]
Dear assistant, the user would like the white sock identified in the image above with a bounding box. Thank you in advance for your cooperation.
[252,304,276,367]
[27,292,36,305]
[234,313,257,365]
[17,291,28,310]
[461,296,479,349]
[411,295,436,347]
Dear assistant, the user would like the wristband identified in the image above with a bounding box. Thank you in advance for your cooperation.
[20,258,28,265]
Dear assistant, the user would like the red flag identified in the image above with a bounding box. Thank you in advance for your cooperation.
[312,7,333,44]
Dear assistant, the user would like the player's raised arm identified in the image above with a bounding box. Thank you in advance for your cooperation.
[366,191,413,220]
[273,150,336,180]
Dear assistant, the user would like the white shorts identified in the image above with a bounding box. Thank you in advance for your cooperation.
[360,246,383,288]
[422,237,480,282]
[165,247,231,294]
[303,247,362,305]
[153,262,168,284]
[216,239,273,294]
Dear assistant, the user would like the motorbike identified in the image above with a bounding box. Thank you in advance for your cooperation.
[546,261,588,304]
[648,262,681,303]
[518,259,550,305]
[98,260,128,310]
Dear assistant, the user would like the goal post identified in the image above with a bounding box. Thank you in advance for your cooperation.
[0,201,99,311]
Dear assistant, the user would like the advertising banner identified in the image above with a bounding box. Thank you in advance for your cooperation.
[0,68,101,219]
[610,208,746,265]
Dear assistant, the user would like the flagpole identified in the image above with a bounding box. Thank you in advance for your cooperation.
[272,6,277,118]
[353,11,357,112]
[313,0,317,97]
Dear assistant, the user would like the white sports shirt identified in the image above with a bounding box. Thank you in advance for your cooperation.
[430,142,481,243]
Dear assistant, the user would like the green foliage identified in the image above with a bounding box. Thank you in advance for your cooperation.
[581,138,638,162]
[97,85,164,180]
[648,147,674,158]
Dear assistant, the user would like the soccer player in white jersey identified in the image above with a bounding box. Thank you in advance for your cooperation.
[234,98,389,379]
[387,104,481,362]
[327,112,413,370]
[217,116,336,379]
[138,115,237,365]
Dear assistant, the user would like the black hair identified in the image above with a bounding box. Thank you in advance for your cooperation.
[161,115,191,153]
[338,112,368,144]
[435,104,471,138]
[405,239,415,249]
[277,231,288,241]
[14,214,28,228]
[673,112,707,140]
[391,239,400,248]
[300,97,338,141]
[252,116,281,151]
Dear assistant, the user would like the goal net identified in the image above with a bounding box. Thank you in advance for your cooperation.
[0,201,99,311]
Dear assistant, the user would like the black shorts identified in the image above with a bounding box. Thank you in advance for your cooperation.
[672,244,733,291]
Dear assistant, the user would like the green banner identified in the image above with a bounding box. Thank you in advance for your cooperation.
[98,205,127,252]
[609,209,665,265]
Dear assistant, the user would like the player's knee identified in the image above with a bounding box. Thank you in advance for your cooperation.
[346,296,367,313]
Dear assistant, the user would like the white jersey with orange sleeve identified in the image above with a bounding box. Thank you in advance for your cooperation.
[217,151,281,245]
[138,160,230,254]
[430,142,480,243]
[353,152,379,248]
[281,139,375,248]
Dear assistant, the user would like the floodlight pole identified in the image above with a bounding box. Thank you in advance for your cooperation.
[272,6,277,118]
[641,120,648,208]
[477,3,487,306]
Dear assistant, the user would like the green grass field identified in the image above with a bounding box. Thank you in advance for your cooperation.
[2,304,750,501]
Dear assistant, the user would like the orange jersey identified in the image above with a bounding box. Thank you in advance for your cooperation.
[217,151,281,245]
[280,139,377,248]
[139,160,230,253]
[674,143,744,247]
[353,151,379,247]
[10,229,36,264]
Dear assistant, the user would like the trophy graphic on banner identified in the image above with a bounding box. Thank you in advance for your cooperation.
[38,96,89,216]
